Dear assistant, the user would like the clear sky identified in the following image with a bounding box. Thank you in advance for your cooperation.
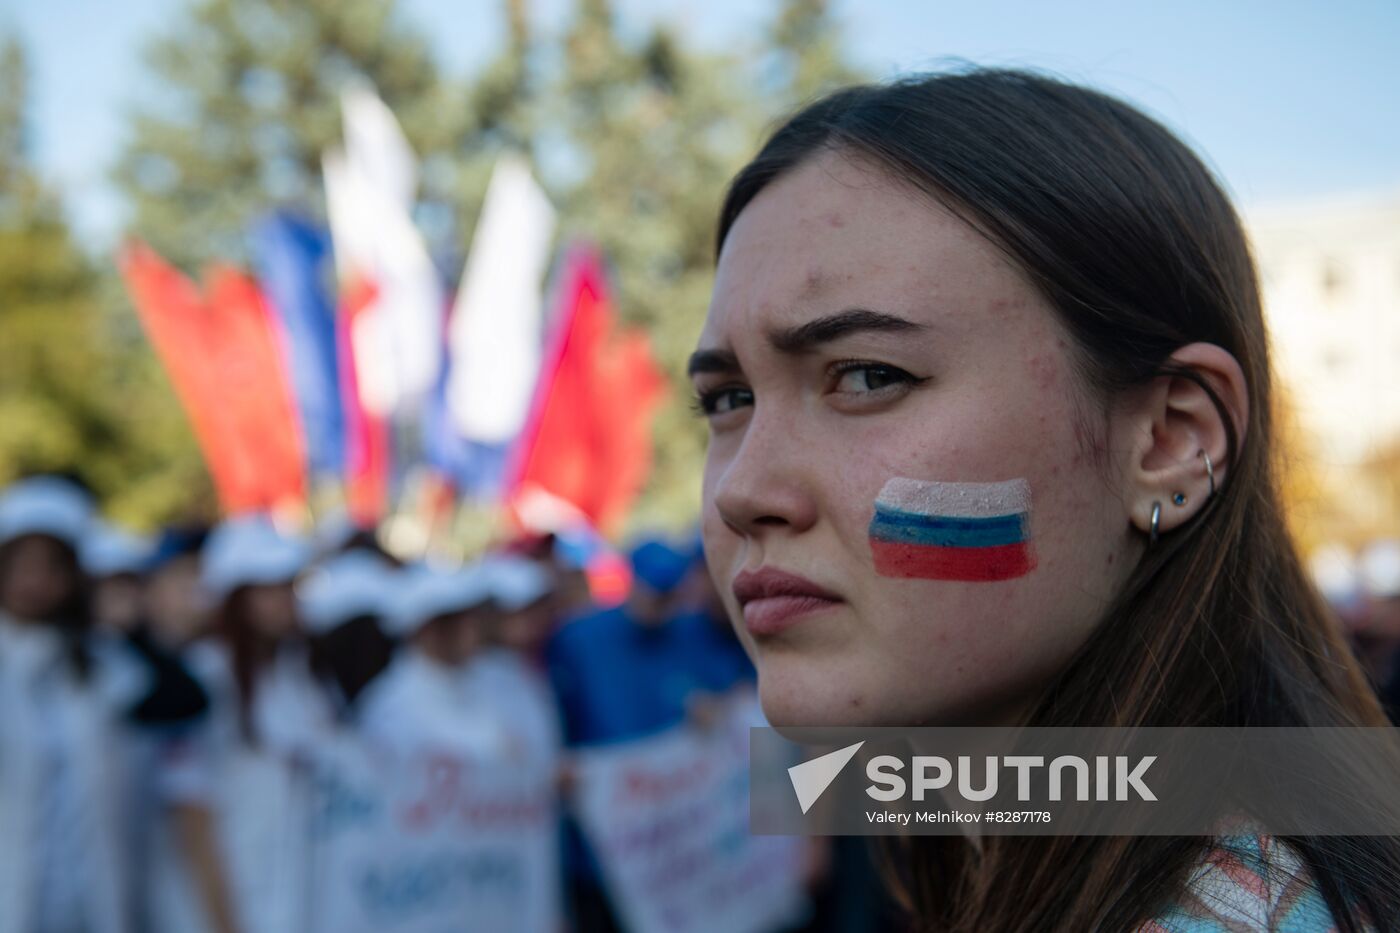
[4,0,1399,250]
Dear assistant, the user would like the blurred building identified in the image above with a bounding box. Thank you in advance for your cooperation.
[1247,190,1400,545]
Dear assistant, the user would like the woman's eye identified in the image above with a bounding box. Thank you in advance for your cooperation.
[690,386,754,418]
[830,362,920,395]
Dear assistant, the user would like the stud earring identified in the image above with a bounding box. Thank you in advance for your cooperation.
[1172,492,1186,506]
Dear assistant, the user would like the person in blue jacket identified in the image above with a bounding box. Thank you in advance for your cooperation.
[547,536,752,932]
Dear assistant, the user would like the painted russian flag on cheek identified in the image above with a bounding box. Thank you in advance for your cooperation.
[869,477,1036,582]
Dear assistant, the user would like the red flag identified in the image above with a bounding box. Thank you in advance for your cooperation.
[120,242,306,515]
[505,247,666,536]
[203,266,307,513]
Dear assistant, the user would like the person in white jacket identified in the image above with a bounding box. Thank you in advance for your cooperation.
[357,560,504,755]
[349,560,559,933]
[0,477,147,933]
[467,554,562,770]
[467,553,566,933]
[169,514,317,933]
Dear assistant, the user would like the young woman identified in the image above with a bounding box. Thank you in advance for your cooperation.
[358,560,505,754]
[297,547,396,724]
[467,553,562,768]
[0,477,142,933]
[691,68,1400,931]
[173,514,316,933]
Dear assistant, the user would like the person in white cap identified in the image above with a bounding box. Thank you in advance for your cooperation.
[143,526,214,651]
[166,513,316,933]
[466,553,566,933]
[297,548,396,725]
[0,476,148,933]
[83,520,155,633]
[81,520,212,728]
[358,560,506,756]
[74,518,234,933]
[191,513,316,751]
[467,553,563,769]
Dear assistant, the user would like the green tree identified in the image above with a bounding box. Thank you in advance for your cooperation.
[113,0,454,271]
[0,36,207,524]
[0,37,105,485]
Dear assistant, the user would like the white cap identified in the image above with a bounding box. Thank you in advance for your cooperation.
[201,514,311,602]
[485,555,553,613]
[81,521,155,578]
[0,476,94,549]
[384,561,494,638]
[1359,539,1400,600]
[297,549,394,634]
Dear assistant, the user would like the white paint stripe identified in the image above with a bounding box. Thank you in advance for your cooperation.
[874,477,1032,518]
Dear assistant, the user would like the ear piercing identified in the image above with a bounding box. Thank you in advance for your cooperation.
[1157,451,1217,543]
[1169,450,1216,509]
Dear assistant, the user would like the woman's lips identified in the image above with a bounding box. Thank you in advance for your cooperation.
[741,593,842,636]
[732,567,845,637]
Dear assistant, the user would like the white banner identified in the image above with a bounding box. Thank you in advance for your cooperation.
[571,694,807,933]
[304,735,559,933]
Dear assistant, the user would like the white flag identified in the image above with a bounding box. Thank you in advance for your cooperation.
[447,154,556,443]
[322,83,443,416]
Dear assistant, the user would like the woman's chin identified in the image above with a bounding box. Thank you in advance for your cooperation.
[757,670,891,733]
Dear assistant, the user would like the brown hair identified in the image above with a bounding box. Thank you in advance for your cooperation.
[717,68,1400,931]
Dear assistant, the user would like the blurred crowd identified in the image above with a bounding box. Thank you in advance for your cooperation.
[0,474,903,933]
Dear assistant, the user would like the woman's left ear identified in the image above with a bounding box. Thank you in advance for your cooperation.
[1121,342,1250,537]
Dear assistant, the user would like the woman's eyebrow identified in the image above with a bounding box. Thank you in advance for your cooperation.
[765,308,926,354]
[686,347,742,377]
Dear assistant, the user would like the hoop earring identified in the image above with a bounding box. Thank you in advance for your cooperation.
[1198,449,1216,498]
[1149,500,1161,546]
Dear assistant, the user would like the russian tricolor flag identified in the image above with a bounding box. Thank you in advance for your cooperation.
[869,478,1036,582]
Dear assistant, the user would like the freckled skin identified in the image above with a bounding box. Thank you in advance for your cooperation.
[697,151,1143,728]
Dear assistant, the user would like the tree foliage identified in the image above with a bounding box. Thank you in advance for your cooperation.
[0,37,209,525]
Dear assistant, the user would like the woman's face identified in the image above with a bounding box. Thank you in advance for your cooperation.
[695,150,1140,728]
[145,555,208,646]
[0,534,82,622]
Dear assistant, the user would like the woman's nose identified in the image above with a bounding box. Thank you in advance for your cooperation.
[710,413,820,538]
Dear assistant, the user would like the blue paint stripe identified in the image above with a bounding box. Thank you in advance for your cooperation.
[870,509,1027,548]
[873,506,1027,535]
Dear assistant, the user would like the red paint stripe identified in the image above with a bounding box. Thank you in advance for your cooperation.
[870,539,1036,581]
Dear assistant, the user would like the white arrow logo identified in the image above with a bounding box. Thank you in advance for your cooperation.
[788,741,865,814]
